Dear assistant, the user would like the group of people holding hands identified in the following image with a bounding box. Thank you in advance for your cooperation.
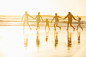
[22,11,83,31]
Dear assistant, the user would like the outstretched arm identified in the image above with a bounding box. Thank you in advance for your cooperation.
[41,16,43,21]
[58,16,64,20]
[64,15,68,20]
[28,14,35,19]
[72,15,77,21]
[51,17,54,22]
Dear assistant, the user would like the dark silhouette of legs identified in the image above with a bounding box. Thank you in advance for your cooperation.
[48,25,50,30]
[70,23,75,31]
[76,25,83,31]
[56,25,61,29]
[79,26,83,31]
[23,21,25,30]
[76,25,78,30]
[67,22,69,30]
[54,23,61,30]
[36,22,40,30]
[27,21,32,30]
[67,22,75,31]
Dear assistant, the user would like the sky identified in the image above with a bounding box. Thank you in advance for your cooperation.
[0,0,86,16]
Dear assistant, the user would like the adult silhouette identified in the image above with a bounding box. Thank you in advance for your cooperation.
[22,11,34,30]
[36,12,43,30]
[64,12,77,31]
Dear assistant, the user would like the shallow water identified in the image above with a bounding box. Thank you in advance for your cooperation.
[0,26,86,57]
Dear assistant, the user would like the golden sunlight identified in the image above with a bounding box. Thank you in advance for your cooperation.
[0,0,86,16]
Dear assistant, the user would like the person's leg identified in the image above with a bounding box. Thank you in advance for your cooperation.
[54,24,56,30]
[70,22,75,31]
[48,25,50,30]
[27,21,32,30]
[36,22,39,30]
[79,25,83,31]
[67,22,69,30]
[23,21,25,30]
[76,25,78,30]
[56,24,61,29]
[55,22,61,29]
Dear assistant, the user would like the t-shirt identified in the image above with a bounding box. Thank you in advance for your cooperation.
[36,15,41,22]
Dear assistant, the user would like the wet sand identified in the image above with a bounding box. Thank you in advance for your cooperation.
[0,26,86,57]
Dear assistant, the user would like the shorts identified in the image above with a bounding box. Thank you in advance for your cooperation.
[54,22,58,25]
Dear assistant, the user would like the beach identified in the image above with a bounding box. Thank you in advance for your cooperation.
[0,26,86,57]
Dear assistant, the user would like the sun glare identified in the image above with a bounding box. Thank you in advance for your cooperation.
[0,0,86,16]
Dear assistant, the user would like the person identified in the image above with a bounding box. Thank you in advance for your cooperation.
[76,16,83,31]
[45,19,50,30]
[64,12,77,31]
[21,11,34,30]
[36,12,43,30]
[51,13,62,30]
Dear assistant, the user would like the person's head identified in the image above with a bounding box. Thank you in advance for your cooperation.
[46,19,48,21]
[55,13,57,16]
[68,12,71,15]
[25,11,28,14]
[79,17,81,20]
[38,12,40,15]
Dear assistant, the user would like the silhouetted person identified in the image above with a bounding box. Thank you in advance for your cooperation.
[22,11,34,30]
[76,16,83,31]
[36,12,43,30]
[51,13,62,30]
[45,19,50,30]
[64,12,77,31]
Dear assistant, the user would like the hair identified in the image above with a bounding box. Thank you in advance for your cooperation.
[46,19,48,21]
[55,13,57,16]
[79,17,81,20]
[25,11,27,14]
[38,12,40,15]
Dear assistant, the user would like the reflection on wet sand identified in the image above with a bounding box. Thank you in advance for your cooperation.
[52,30,58,49]
[45,31,49,43]
[36,30,40,49]
[24,34,28,49]
[0,26,85,57]
[77,31,80,45]
[67,31,72,50]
